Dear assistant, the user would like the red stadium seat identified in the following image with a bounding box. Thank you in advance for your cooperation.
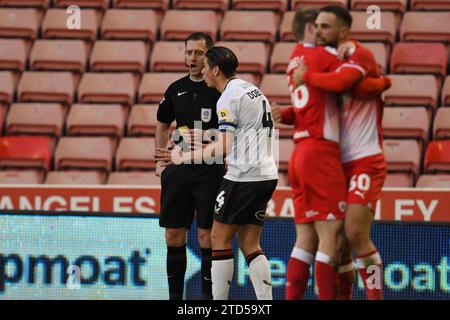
[390,42,447,78]
[351,0,407,12]
[382,75,438,110]
[270,42,296,73]
[173,0,228,10]
[361,42,388,75]
[424,140,450,173]
[411,0,450,10]
[113,0,169,10]
[0,136,53,171]
[139,72,186,104]
[442,76,450,106]
[0,8,42,39]
[55,137,116,171]
[101,9,159,42]
[232,0,288,11]
[6,103,66,137]
[220,10,278,43]
[53,0,110,10]
[116,137,156,170]
[128,104,159,136]
[17,71,76,104]
[237,73,261,87]
[400,12,450,42]
[291,0,348,9]
[0,71,18,105]
[383,139,421,183]
[416,174,450,188]
[107,171,161,185]
[29,40,88,73]
[0,0,50,8]
[150,41,185,72]
[90,40,148,74]
[216,41,268,76]
[260,74,291,105]
[0,39,30,72]
[383,173,413,187]
[280,11,295,42]
[66,104,127,138]
[42,9,100,42]
[277,138,295,171]
[274,106,294,138]
[349,11,397,47]
[0,170,44,184]
[277,171,290,186]
[434,108,450,139]
[382,107,430,144]
[78,72,138,106]
[45,170,106,185]
[160,10,218,41]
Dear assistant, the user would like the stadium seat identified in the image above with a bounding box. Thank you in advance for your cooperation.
[0,71,17,105]
[277,138,295,171]
[55,137,116,171]
[274,107,294,139]
[232,0,288,11]
[128,104,159,136]
[349,11,397,47]
[90,40,148,74]
[220,10,278,43]
[434,108,450,139]
[277,171,290,186]
[6,103,66,137]
[279,11,295,42]
[116,137,156,170]
[139,72,186,104]
[0,170,44,184]
[42,9,100,42]
[416,174,450,188]
[53,0,110,10]
[0,8,42,39]
[383,139,421,184]
[0,136,53,171]
[173,0,228,10]
[270,42,296,73]
[400,12,450,42]
[107,171,161,185]
[160,10,218,41]
[237,73,261,87]
[66,104,126,138]
[45,170,106,185]
[113,0,169,10]
[411,0,450,10]
[78,72,138,106]
[382,75,438,110]
[351,0,407,12]
[361,42,388,75]
[382,107,429,144]
[442,76,450,106]
[260,74,291,105]
[424,140,450,173]
[29,40,88,73]
[0,104,5,133]
[150,41,186,72]
[216,41,268,76]
[291,0,348,9]
[390,42,447,78]
[17,71,76,104]
[0,0,50,8]
[383,173,413,187]
[101,9,159,42]
[0,39,30,72]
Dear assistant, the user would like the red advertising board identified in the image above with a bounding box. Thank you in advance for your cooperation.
[0,185,449,222]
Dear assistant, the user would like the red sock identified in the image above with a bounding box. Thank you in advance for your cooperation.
[336,261,355,300]
[357,250,383,300]
[315,252,338,300]
[285,248,314,300]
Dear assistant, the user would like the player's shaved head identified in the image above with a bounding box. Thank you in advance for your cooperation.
[292,8,319,41]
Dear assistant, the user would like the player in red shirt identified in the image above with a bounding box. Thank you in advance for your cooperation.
[293,6,391,300]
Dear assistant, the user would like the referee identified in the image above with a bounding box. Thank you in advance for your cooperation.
[155,32,224,300]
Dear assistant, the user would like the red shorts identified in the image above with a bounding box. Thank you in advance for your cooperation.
[288,139,347,224]
[343,154,387,213]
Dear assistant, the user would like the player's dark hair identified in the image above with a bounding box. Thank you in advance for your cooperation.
[185,32,214,49]
[292,8,319,41]
[319,5,353,28]
[205,46,239,78]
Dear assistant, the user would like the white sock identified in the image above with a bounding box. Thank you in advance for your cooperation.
[211,258,234,300]
[249,254,273,300]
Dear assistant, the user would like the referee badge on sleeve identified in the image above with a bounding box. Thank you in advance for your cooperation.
[201,108,212,123]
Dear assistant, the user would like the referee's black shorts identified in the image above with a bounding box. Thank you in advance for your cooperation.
[159,164,225,229]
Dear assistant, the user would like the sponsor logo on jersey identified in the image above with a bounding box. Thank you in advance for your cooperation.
[305,210,319,218]
[339,201,347,213]
[177,91,188,96]
[219,108,229,118]
[201,108,212,123]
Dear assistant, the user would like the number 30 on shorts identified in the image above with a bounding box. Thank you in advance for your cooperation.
[349,174,371,192]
